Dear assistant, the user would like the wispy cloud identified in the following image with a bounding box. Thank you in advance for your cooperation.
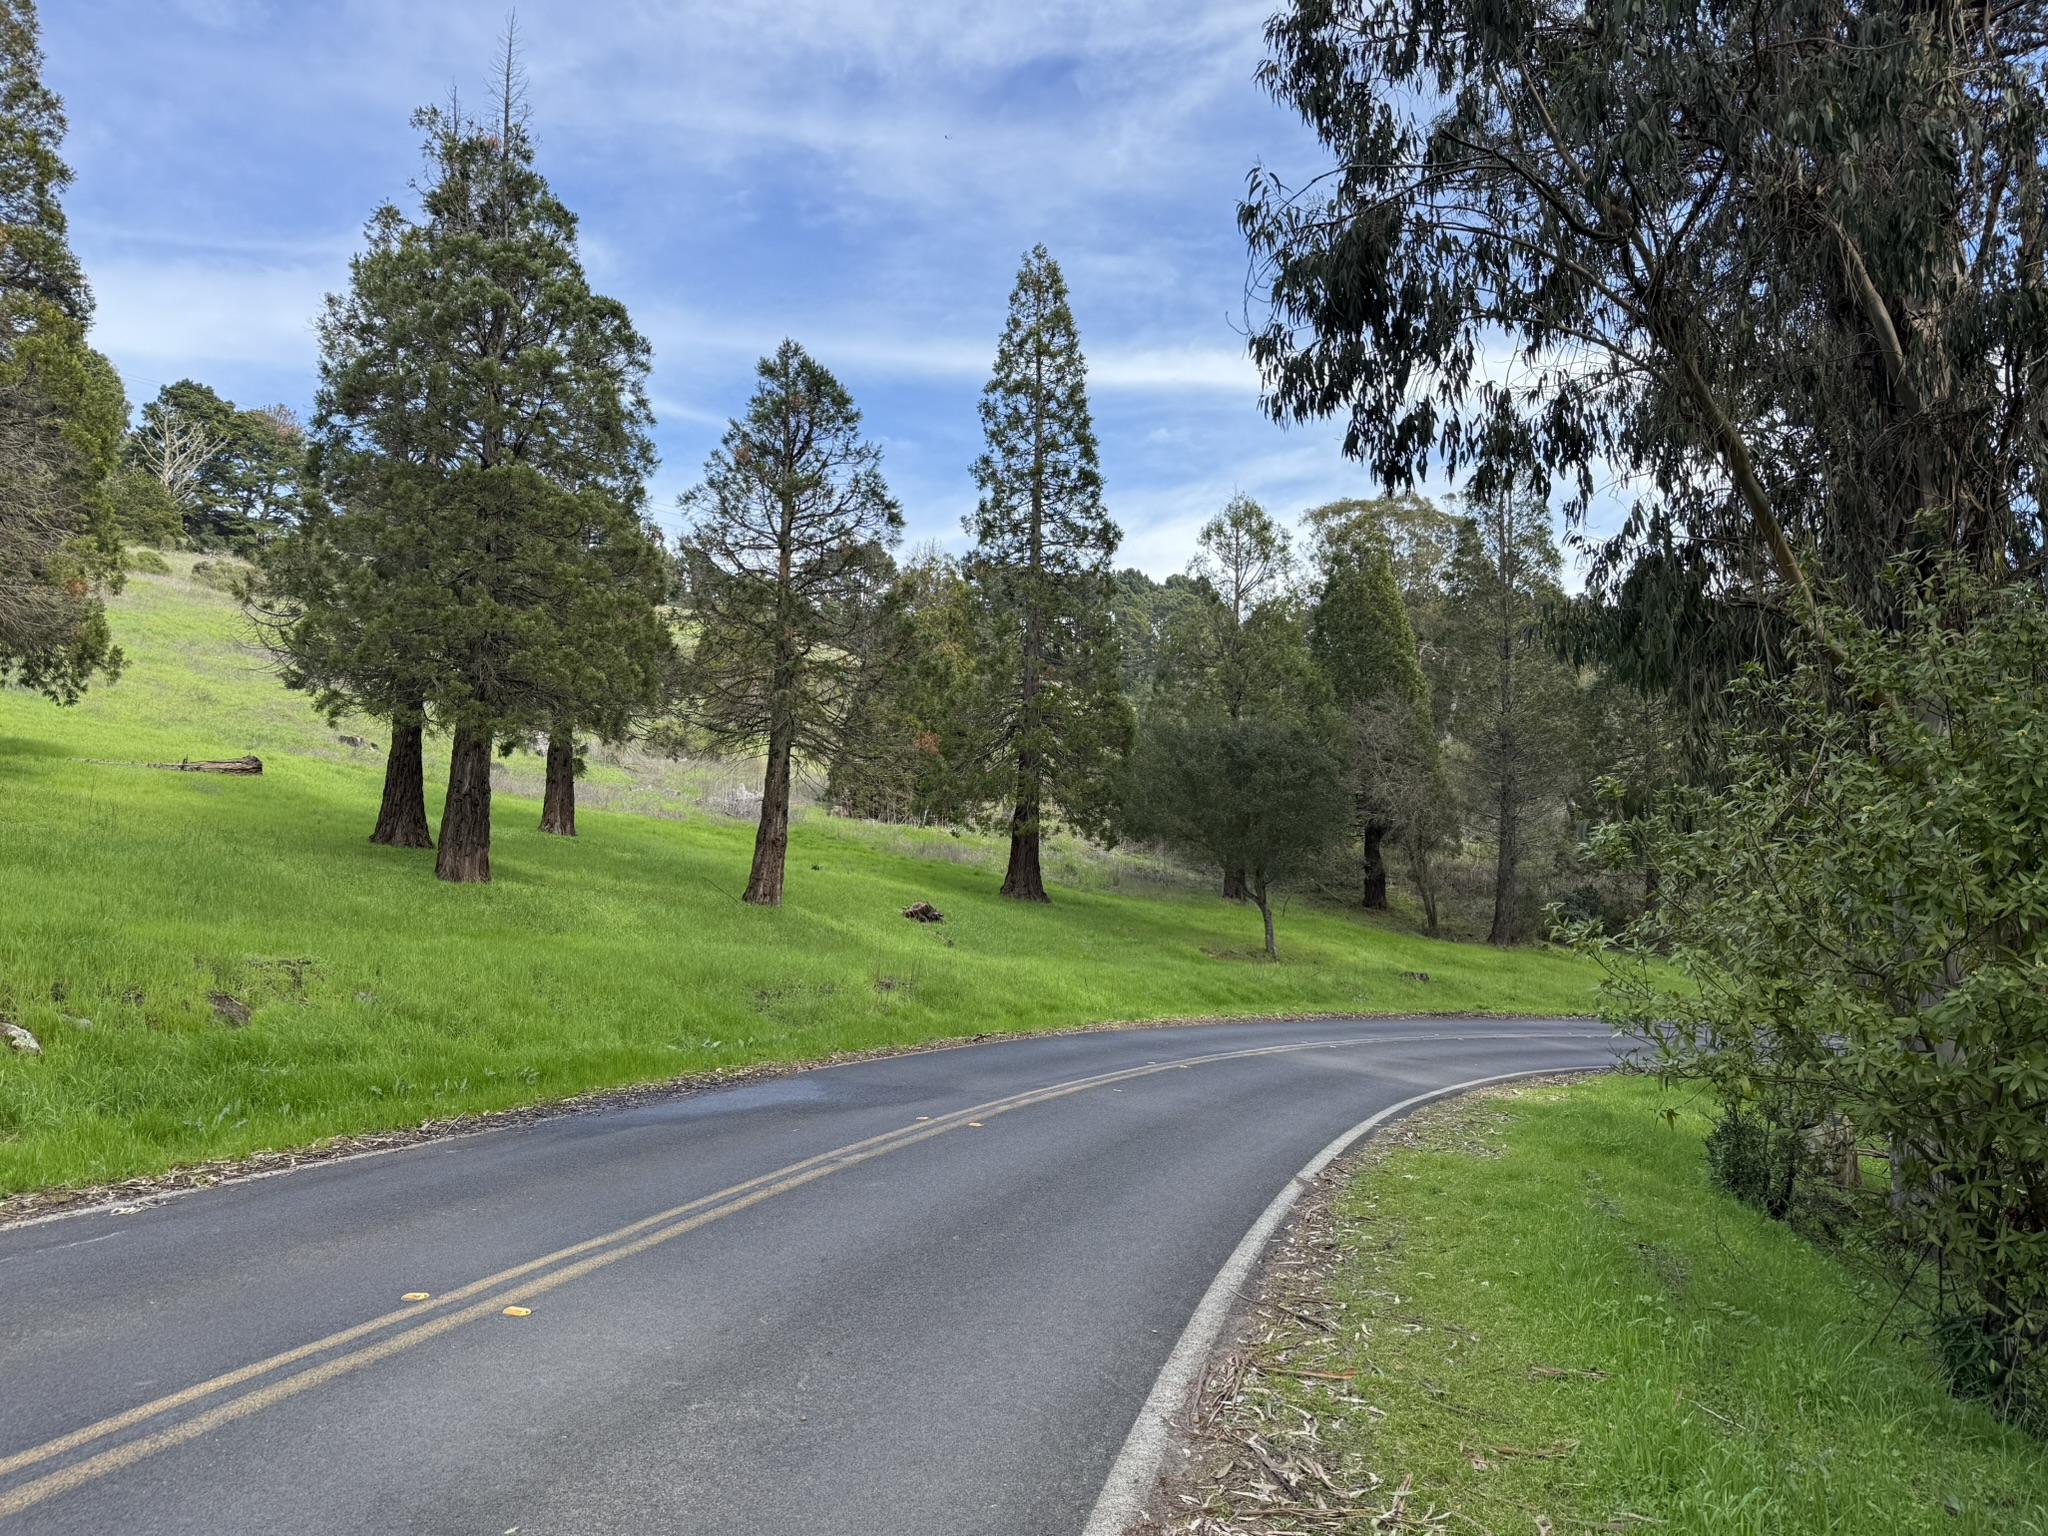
[46,0,1379,576]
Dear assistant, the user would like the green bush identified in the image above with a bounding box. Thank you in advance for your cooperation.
[1576,564,2048,1426]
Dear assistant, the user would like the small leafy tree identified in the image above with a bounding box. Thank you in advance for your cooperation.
[964,245,1130,901]
[678,340,902,906]
[1155,495,1326,897]
[1580,568,2048,1422]
[1129,716,1347,958]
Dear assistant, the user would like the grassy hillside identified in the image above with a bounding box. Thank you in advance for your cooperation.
[0,558,1597,1196]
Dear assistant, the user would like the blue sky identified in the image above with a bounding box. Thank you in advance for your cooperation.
[44,0,1431,576]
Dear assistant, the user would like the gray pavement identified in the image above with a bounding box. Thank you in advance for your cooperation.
[0,1016,1616,1535]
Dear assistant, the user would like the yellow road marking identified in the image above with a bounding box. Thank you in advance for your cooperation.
[0,1029,1594,1520]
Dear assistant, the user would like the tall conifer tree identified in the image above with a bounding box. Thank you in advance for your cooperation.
[0,0,127,706]
[678,340,901,907]
[965,246,1129,902]
[1309,524,1433,909]
[263,42,669,880]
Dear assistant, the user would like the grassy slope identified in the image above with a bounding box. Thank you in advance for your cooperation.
[0,561,1595,1196]
[1227,1076,2047,1533]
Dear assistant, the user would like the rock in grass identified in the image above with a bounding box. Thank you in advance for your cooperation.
[901,902,945,923]
[2,1020,41,1056]
[209,993,251,1027]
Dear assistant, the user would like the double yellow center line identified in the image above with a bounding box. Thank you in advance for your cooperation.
[0,1030,1579,1520]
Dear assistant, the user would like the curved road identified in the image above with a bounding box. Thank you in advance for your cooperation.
[0,1016,1614,1535]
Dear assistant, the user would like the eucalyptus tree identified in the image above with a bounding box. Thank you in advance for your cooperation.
[0,0,127,706]
[964,245,1130,902]
[1243,0,2048,698]
[264,67,668,879]
[678,340,902,906]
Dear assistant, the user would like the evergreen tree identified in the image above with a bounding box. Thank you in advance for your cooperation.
[129,380,303,551]
[261,56,668,880]
[1128,716,1347,958]
[1309,520,1434,909]
[0,0,126,706]
[1153,495,1326,897]
[678,340,901,906]
[964,245,1130,902]
[1441,487,1581,944]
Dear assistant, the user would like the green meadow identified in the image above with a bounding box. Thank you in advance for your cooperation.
[0,558,1596,1196]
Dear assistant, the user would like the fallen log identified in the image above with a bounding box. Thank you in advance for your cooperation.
[146,756,264,775]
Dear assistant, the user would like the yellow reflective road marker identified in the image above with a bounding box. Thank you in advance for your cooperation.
[401,1293,430,1302]
[967,1122,983,1128]
[501,1307,532,1318]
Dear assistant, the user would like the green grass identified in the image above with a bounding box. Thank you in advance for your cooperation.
[1217,1076,2048,1533]
[0,558,1596,1197]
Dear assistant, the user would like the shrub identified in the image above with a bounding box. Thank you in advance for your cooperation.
[1574,565,2048,1424]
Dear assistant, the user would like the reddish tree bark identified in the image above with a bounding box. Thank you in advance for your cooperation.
[999,780,1050,902]
[540,729,577,837]
[743,724,793,906]
[371,710,433,848]
[435,725,494,883]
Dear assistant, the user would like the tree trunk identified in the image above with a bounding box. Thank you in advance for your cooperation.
[744,722,793,907]
[999,781,1049,902]
[1361,818,1390,909]
[435,725,494,884]
[1254,875,1277,959]
[1222,866,1249,901]
[540,728,577,837]
[371,710,433,848]
[1488,772,1518,946]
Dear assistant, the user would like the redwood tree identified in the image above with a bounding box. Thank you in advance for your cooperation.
[261,60,667,878]
[964,246,1129,902]
[678,340,901,907]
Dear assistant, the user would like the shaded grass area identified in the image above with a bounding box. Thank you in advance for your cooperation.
[0,562,1597,1196]
[1167,1076,2047,1534]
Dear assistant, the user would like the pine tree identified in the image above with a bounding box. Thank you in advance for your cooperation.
[0,0,127,706]
[260,45,669,880]
[965,246,1130,902]
[678,340,901,906]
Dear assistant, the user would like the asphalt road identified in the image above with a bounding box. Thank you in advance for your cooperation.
[0,1016,1615,1535]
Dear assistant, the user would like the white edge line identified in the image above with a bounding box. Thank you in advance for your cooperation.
[1078,1065,1598,1536]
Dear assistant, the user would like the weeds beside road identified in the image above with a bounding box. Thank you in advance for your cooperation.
[1145,1076,2048,1536]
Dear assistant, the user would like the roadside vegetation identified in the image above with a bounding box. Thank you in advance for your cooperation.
[0,563,1596,1199]
[1154,1077,2048,1535]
